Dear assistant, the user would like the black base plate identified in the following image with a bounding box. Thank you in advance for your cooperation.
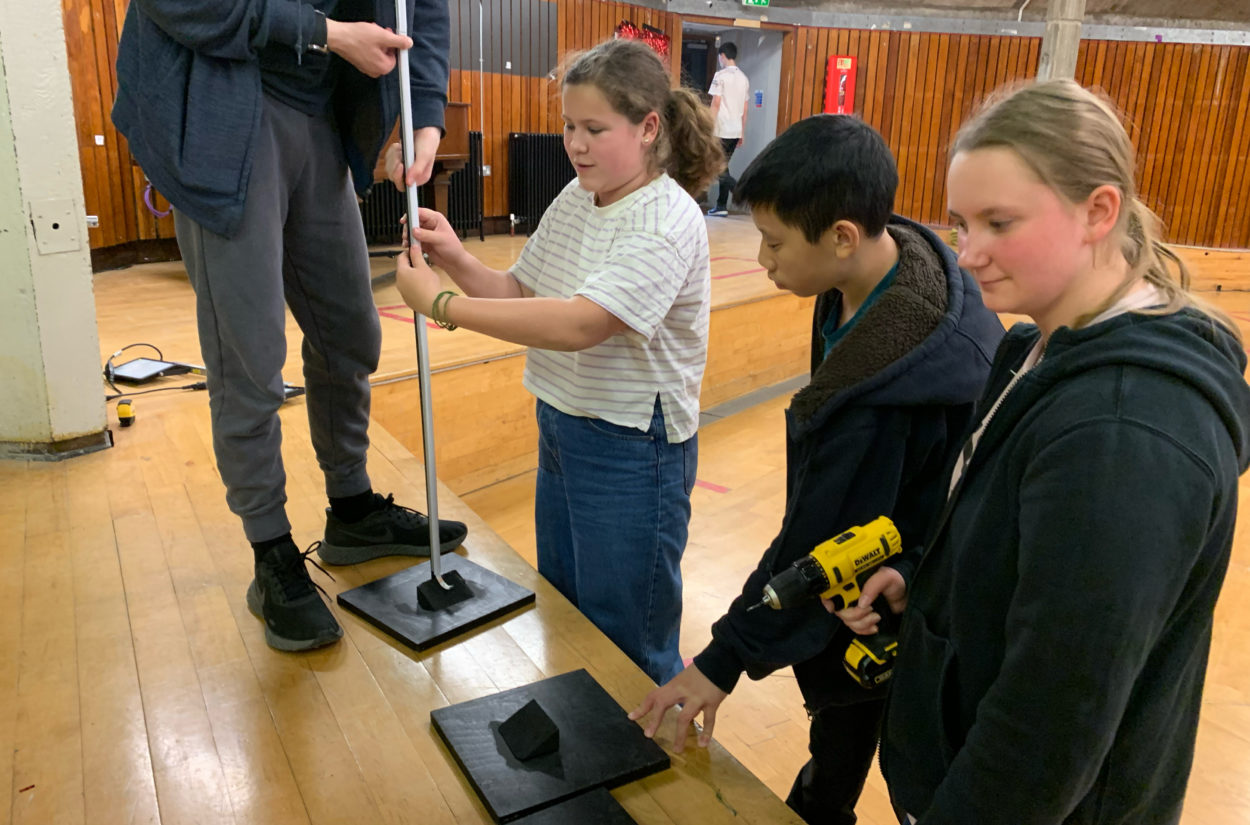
[509,788,636,824]
[337,554,534,651]
[430,669,669,823]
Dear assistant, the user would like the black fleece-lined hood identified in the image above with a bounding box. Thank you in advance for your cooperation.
[791,215,1004,436]
[980,308,1250,475]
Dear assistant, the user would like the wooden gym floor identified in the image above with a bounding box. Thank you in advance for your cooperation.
[3,215,1249,824]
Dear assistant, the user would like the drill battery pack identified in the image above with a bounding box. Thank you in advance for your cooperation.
[844,632,898,689]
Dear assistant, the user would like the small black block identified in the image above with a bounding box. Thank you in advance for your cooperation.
[499,699,560,761]
[417,569,473,611]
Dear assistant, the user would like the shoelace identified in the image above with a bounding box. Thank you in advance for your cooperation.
[374,492,429,530]
[277,542,336,602]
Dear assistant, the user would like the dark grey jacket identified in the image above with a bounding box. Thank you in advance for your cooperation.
[112,0,448,238]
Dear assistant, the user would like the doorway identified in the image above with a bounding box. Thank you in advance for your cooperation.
[682,22,786,212]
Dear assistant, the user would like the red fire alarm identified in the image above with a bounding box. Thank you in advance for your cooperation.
[823,55,857,115]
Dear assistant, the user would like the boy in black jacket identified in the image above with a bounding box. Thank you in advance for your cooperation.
[630,115,1003,825]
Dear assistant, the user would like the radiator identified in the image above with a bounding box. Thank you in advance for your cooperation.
[359,130,484,245]
[447,130,484,240]
[359,181,404,247]
[507,132,575,235]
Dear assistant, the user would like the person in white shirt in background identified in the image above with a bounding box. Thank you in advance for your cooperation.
[707,42,749,216]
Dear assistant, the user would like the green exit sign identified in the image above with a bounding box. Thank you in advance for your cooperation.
[742,0,769,6]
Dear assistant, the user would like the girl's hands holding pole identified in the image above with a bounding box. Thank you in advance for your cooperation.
[408,207,468,272]
[395,236,442,317]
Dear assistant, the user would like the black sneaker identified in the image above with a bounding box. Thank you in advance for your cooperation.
[246,541,343,652]
[317,492,469,565]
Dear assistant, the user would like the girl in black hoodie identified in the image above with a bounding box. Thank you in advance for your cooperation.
[835,81,1250,824]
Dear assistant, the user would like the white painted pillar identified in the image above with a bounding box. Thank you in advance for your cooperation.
[1037,0,1086,81]
[0,1,108,457]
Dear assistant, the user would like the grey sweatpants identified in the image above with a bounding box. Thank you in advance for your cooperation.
[174,94,382,543]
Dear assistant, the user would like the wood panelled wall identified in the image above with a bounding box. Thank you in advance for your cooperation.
[448,0,681,219]
[63,0,177,249]
[60,0,1249,252]
[1074,40,1250,249]
[763,30,1250,249]
[786,28,1043,231]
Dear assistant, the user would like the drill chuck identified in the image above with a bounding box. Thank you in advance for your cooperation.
[758,556,830,610]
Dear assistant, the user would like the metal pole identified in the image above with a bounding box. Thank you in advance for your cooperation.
[394,0,449,590]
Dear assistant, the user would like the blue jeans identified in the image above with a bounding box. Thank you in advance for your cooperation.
[535,398,697,684]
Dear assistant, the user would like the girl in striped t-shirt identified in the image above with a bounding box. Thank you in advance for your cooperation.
[396,38,724,683]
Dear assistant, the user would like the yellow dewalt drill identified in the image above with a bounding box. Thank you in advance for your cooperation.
[748,515,902,689]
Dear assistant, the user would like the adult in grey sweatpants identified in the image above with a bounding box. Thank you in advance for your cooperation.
[174,95,379,547]
[113,1,467,652]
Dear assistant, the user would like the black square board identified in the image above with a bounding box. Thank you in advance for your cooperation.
[336,554,534,651]
[430,669,669,823]
[508,788,636,824]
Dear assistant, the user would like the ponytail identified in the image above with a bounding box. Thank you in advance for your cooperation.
[1104,196,1241,339]
[663,87,724,197]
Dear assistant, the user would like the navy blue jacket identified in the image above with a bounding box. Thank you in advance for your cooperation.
[112,0,449,238]
[693,217,1004,711]
[883,308,1250,824]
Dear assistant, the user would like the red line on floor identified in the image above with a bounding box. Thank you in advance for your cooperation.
[710,255,759,263]
[713,266,767,281]
[377,309,439,330]
[377,310,413,324]
[695,479,730,493]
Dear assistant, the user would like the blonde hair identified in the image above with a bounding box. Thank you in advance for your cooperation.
[560,39,724,197]
[952,79,1240,340]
